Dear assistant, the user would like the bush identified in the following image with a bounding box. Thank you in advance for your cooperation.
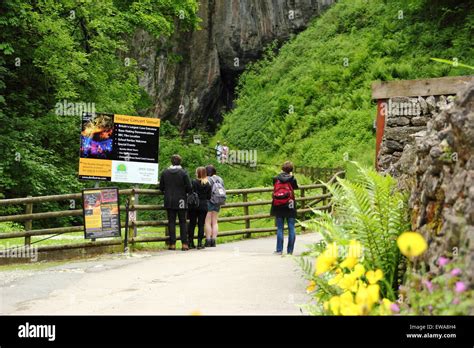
[298,162,410,314]
[399,257,474,315]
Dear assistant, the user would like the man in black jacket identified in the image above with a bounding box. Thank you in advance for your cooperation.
[159,154,192,251]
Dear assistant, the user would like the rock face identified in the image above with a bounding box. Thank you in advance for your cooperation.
[396,83,474,290]
[129,0,335,131]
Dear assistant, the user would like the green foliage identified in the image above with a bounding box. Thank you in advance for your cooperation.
[217,0,473,168]
[399,260,474,315]
[0,221,23,233]
[301,162,410,299]
[0,0,200,198]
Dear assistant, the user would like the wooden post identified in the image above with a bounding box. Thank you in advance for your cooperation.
[129,189,136,240]
[300,188,306,233]
[243,193,251,238]
[133,187,138,237]
[375,99,387,171]
[24,196,32,246]
[322,186,327,206]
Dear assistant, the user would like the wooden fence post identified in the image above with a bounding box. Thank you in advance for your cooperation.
[133,187,138,237]
[322,186,327,207]
[300,188,306,233]
[129,189,137,240]
[243,193,251,238]
[24,196,32,246]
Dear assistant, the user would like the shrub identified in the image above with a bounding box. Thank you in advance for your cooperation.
[298,162,410,314]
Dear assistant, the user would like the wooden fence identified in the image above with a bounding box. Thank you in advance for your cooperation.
[0,171,345,256]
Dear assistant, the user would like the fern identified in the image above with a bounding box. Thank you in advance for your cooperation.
[300,162,410,299]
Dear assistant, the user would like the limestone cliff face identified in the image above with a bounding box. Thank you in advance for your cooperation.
[130,0,335,131]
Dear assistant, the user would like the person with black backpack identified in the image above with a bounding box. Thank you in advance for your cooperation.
[187,167,211,249]
[270,161,298,255]
[159,154,192,251]
[205,164,226,247]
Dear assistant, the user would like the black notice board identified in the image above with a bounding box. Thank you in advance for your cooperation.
[82,187,121,239]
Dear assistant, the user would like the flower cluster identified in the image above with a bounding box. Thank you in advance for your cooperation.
[398,256,474,315]
[309,240,398,316]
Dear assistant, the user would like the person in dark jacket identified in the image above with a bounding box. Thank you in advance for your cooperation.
[270,161,298,255]
[187,167,212,249]
[159,154,192,251]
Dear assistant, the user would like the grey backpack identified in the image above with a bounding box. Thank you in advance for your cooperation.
[209,176,226,206]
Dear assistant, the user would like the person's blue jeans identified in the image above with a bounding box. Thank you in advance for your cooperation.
[276,217,296,254]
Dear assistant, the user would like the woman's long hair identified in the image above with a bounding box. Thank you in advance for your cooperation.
[196,167,208,184]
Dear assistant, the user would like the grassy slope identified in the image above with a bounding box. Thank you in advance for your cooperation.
[216,0,473,168]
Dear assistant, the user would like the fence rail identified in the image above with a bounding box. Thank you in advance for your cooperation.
[0,171,345,256]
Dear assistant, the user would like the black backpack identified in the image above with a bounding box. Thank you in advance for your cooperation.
[187,191,199,208]
[187,181,200,208]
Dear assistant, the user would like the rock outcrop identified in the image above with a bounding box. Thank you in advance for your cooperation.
[410,84,474,284]
[130,0,335,131]
[400,83,474,287]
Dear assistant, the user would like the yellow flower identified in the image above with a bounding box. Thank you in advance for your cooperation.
[315,242,339,275]
[306,280,316,293]
[367,284,380,305]
[340,291,354,305]
[379,298,393,315]
[382,298,392,311]
[328,296,341,315]
[340,256,358,269]
[315,255,334,275]
[328,272,343,286]
[355,286,369,306]
[353,264,366,278]
[397,232,427,258]
[348,240,363,259]
[333,292,362,316]
[340,302,363,316]
[190,310,202,315]
[323,301,329,311]
[324,242,339,260]
[338,273,357,291]
[355,284,380,313]
[366,269,384,284]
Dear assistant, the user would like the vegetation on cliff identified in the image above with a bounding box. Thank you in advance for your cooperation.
[216,0,473,168]
[0,0,200,198]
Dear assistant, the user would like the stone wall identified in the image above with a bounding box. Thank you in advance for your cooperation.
[377,95,454,176]
[382,82,474,295]
[407,83,474,288]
